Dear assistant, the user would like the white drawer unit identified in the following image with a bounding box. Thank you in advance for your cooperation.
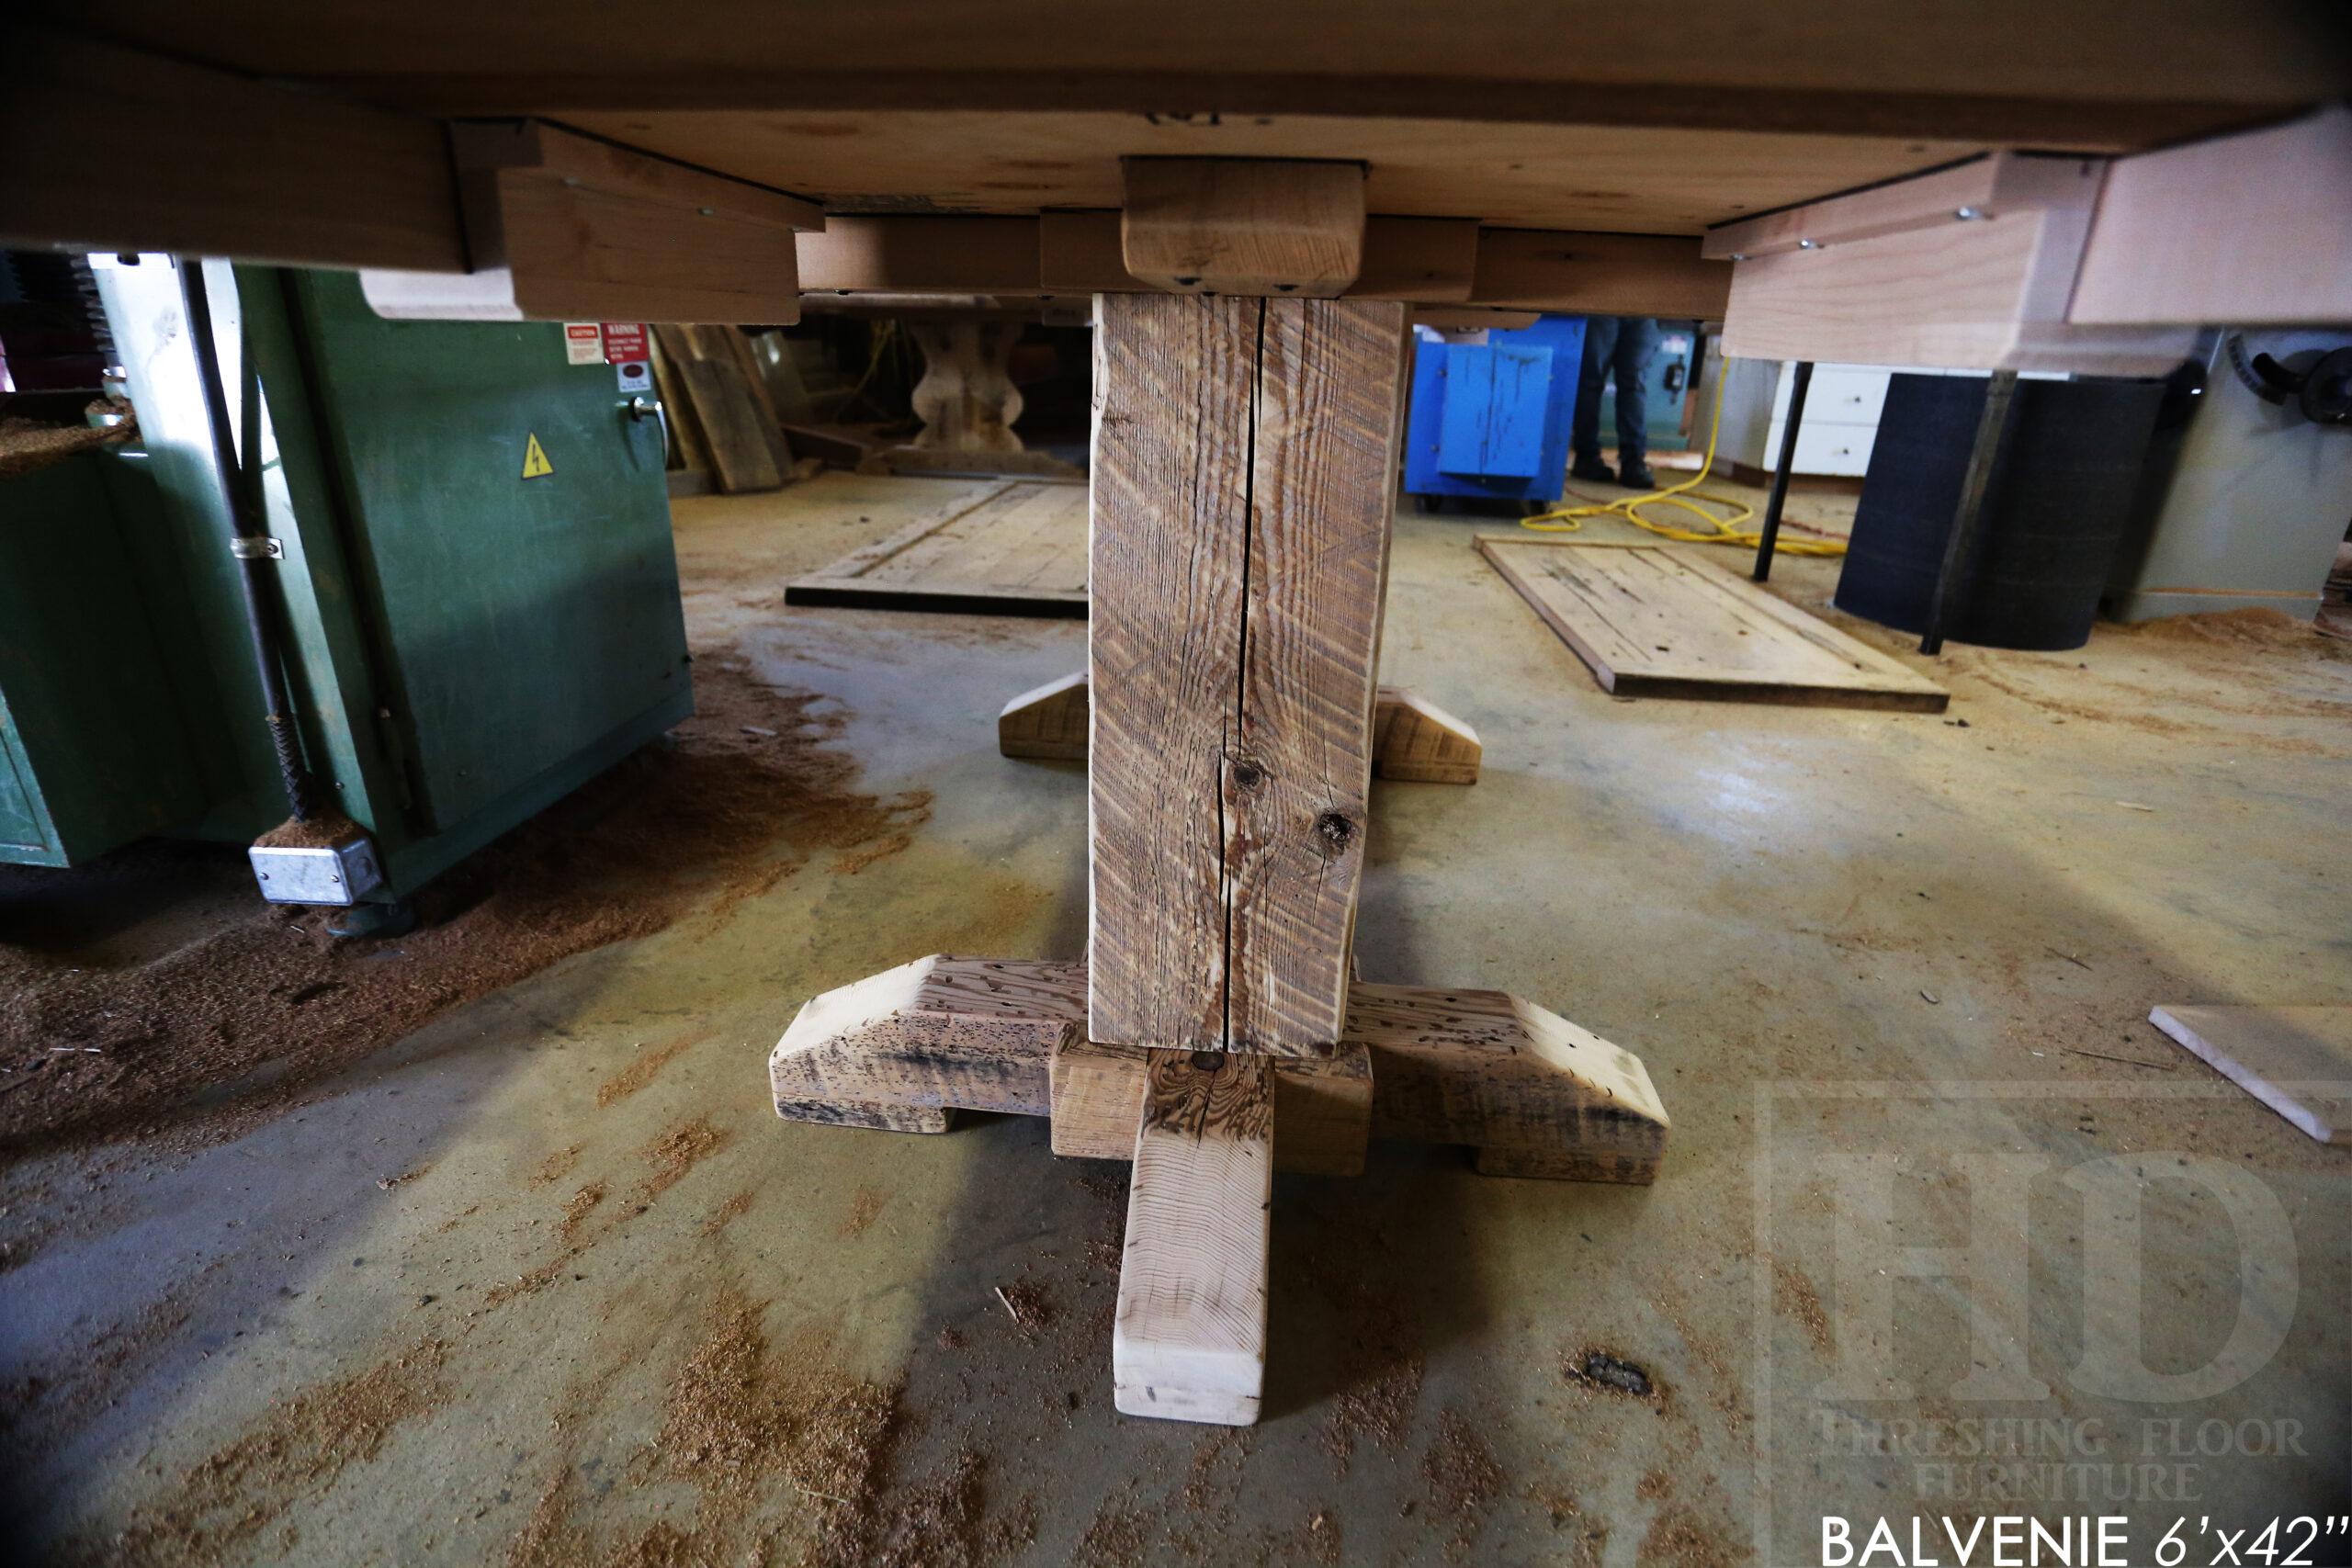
[1724,359,2074,479]
[1776,366,1893,425]
[1783,421,1875,475]
[1765,362,1894,476]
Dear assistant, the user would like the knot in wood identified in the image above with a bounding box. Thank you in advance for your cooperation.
[1227,758,1266,789]
[1313,811,1358,855]
[1189,1050,1227,1073]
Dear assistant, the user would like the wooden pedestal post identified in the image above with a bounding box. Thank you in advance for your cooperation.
[1088,292,1407,1053]
[767,168,1670,1433]
[1089,292,1409,1419]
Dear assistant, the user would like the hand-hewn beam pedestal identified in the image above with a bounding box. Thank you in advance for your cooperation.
[773,277,1668,1426]
[772,956,1669,1181]
[999,674,1484,784]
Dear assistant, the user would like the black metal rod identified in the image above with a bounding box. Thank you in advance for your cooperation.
[1918,368,2019,657]
[180,259,318,820]
[1752,360,1813,581]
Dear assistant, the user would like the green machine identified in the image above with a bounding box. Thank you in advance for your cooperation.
[0,258,687,919]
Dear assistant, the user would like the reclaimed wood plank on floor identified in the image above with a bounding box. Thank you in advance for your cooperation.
[783,478,1088,615]
[1476,537,1949,711]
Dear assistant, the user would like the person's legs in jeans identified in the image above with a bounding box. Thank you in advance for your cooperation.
[1611,317,1661,487]
[1569,316,1620,480]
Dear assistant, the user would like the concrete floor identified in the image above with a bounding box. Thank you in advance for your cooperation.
[4,472,2348,1566]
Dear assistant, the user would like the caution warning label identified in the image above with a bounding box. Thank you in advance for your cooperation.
[521,433,554,479]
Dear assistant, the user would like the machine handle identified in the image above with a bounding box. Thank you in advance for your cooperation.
[628,395,672,466]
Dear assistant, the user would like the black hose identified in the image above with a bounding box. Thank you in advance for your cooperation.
[2223,333,2293,405]
[178,260,319,822]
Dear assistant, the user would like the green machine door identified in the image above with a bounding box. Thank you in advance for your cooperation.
[283,273,687,835]
[0,449,220,865]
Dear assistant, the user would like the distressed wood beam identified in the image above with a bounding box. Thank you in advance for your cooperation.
[769,954,1081,1118]
[769,958,1668,1182]
[1112,1049,1274,1425]
[1088,294,1407,1055]
[1000,673,1481,784]
[1052,1036,1373,1176]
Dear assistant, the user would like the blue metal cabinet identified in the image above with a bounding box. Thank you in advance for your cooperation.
[1436,344,1554,478]
[1404,315,1586,503]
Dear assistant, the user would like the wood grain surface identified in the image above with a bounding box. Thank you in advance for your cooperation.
[1113,1048,1274,1424]
[1468,229,1731,318]
[2069,107,2352,328]
[1348,982,1670,1184]
[997,671,1091,761]
[1478,538,1951,712]
[1718,204,2194,374]
[678,358,784,492]
[1368,687,1483,784]
[768,954,1086,1118]
[1120,159,1366,297]
[1051,1036,1372,1175]
[1002,671,1479,784]
[773,957,1668,1180]
[1089,294,1407,1055]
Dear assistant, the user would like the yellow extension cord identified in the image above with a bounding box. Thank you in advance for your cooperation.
[1518,367,1849,558]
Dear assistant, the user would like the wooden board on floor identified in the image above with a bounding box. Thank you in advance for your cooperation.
[2149,1005,2352,1146]
[785,478,1091,615]
[1476,537,1950,712]
[1113,1049,1274,1425]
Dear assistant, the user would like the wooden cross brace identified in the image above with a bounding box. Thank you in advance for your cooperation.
[770,286,1669,1426]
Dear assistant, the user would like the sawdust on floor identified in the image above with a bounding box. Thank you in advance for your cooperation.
[507,1289,1036,1568]
[837,1185,888,1240]
[94,1340,449,1568]
[1311,1247,1426,1466]
[1420,1407,1504,1561]
[0,659,930,1158]
[595,1029,714,1110]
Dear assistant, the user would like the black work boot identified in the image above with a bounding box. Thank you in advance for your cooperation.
[1569,454,1614,483]
[1617,460,1657,491]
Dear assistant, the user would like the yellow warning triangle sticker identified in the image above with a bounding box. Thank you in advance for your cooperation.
[521,433,553,479]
